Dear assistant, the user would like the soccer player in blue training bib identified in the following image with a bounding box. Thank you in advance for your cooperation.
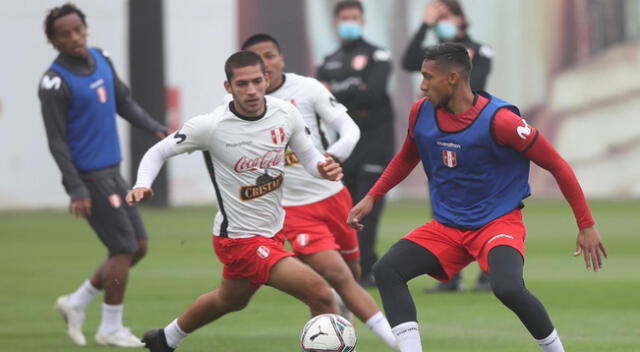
[39,3,167,347]
[348,43,607,352]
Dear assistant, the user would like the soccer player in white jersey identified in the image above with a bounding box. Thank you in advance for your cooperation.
[243,34,398,351]
[126,51,342,352]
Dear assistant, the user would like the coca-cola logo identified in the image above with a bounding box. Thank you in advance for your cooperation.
[234,149,282,173]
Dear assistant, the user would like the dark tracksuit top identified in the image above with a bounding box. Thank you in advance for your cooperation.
[402,23,493,91]
[317,38,395,275]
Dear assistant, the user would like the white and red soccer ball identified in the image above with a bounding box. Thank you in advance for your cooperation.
[300,313,357,352]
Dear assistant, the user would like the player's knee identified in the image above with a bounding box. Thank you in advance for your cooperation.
[490,279,524,305]
[222,294,250,312]
[131,240,148,266]
[372,258,397,285]
[307,283,335,313]
[321,266,354,289]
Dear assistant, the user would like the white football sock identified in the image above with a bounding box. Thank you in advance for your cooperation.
[98,303,123,335]
[535,329,565,352]
[392,321,422,352]
[365,311,398,350]
[68,280,99,310]
[164,319,188,348]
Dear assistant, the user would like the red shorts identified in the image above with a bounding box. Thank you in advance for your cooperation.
[283,187,360,260]
[404,209,526,282]
[212,232,293,287]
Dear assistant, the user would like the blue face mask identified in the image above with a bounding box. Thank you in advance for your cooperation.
[435,20,458,41]
[337,21,363,41]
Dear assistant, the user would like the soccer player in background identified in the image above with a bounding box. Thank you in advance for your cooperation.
[348,43,607,352]
[127,51,341,352]
[39,3,168,347]
[242,33,397,350]
[317,0,395,288]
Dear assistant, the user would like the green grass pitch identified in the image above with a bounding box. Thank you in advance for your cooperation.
[1,199,638,351]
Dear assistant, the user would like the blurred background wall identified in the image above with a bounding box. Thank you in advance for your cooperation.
[1,0,638,209]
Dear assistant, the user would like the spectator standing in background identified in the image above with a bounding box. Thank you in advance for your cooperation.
[317,0,395,288]
[402,0,494,293]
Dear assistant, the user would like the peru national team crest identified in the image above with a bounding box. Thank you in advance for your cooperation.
[296,233,309,247]
[351,55,368,71]
[108,194,122,208]
[271,127,286,144]
[256,245,270,259]
[96,86,108,103]
[442,150,457,168]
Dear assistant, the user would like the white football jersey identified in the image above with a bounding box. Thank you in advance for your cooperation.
[268,73,348,206]
[171,96,314,238]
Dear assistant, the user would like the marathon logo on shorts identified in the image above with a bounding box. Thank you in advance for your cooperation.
[239,173,283,201]
[284,150,300,167]
[108,194,122,208]
[487,233,514,244]
[442,150,457,168]
[296,233,309,247]
[256,245,270,259]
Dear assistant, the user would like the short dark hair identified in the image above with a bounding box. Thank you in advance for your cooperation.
[241,33,281,52]
[224,50,266,81]
[440,0,468,31]
[423,43,471,76]
[334,0,364,17]
[44,2,87,39]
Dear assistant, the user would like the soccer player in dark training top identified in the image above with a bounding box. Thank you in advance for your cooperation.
[348,43,607,352]
[39,3,167,347]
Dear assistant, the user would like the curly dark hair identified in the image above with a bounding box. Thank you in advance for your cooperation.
[44,2,87,39]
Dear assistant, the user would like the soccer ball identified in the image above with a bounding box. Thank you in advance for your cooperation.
[300,313,357,352]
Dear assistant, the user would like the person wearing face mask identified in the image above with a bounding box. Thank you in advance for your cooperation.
[402,0,494,293]
[402,0,493,93]
[317,0,394,289]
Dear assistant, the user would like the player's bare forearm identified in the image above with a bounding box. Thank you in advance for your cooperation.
[347,195,375,230]
[573,225,607,272]
[317,157,343,181]
[125,187,153,206]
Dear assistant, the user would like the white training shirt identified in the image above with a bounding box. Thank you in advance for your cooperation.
[268,73,358,206]
[135,96,324,238]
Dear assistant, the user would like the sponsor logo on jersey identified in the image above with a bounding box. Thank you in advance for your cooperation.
[289,99,297,106]
[442,150,457,168]
[234,149,282,173]
[271,127,286,144]
[174,130,186,144]
[296,233,309,247]
[487,233,514,244]
[256,245,270,259]
[108,194,122,208]
[239,171,283,201]
[517,119,532,140]
[90,79,105,89]
[284,150,300,167]
[41,75,61,90]
[96,86,108,103]
[351,55,368,71]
